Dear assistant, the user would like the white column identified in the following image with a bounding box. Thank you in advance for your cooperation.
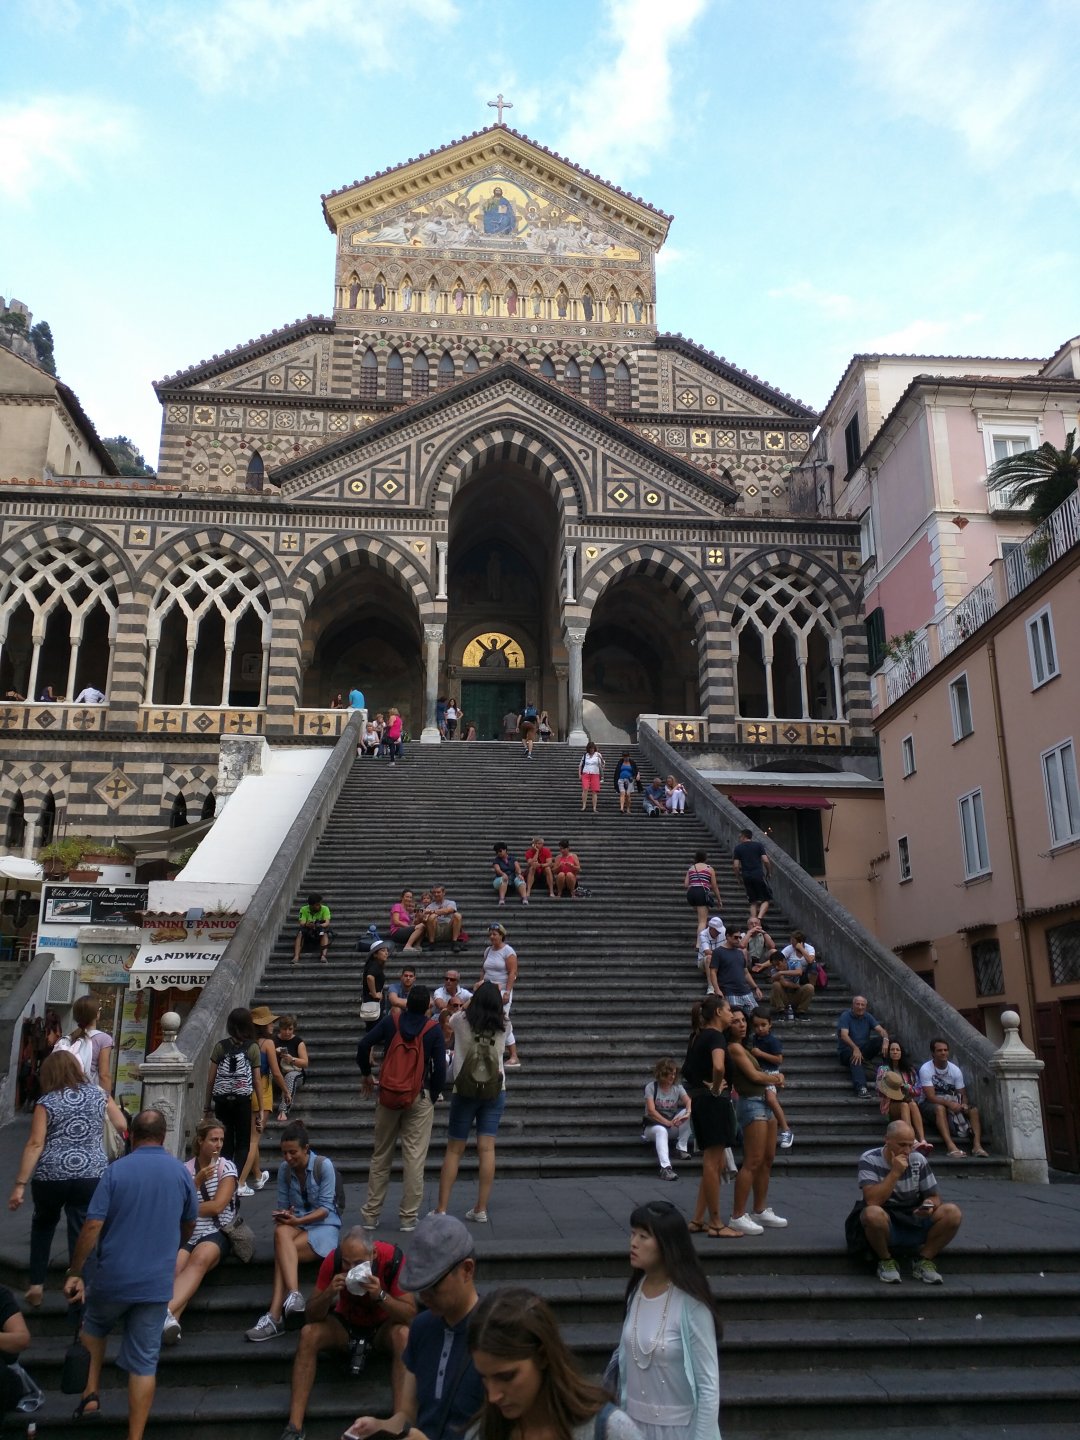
[258,643,271,709]
[566,626,588,746]
[220,644,234,707]
[436,543,448,601]
[420,623,445,744]
[989,1010,1048,1183]
[564,545,576,603]
[182,625,197,707]
[144,641,159,705]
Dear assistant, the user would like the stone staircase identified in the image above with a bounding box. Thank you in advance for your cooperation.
[4,741,1078,1438]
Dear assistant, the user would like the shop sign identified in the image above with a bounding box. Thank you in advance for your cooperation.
[43,885,148,927]
[79,947,138,985]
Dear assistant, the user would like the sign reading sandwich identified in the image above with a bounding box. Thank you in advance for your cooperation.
[129,941,227,991]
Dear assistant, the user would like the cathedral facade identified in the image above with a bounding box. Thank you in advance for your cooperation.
[1,126,871,845]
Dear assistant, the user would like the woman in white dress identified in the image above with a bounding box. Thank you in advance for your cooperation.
[617,1200,722,1440]
[479,922,521,1068]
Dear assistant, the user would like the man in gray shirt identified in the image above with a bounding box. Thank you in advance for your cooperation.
[853,1120,962,1286]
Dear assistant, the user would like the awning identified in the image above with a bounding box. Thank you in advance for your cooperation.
[129,942,225,991]
[729,791,834,810]
[0,855,43,889]
[120,818,216,855]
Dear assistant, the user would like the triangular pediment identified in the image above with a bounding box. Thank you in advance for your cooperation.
[656,335,818,421]
[154,318,334,395]
[270,365,736,518]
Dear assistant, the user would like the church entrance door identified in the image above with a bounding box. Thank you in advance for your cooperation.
[461,680,524,741]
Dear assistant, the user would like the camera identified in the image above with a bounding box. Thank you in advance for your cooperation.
[348,1336,370,1376]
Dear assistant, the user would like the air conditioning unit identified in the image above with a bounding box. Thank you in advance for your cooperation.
[45,968,77,1006]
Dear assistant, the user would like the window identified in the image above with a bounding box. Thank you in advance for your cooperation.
[1047,920,1080,984]
[1027,607,1059,688]
[1042,740,1080,845]
[958,789,991,878]
[858,509,875,565]
[901,734,916,777]
[438,352,455,390]
[386,349,403,401]
[563,357,581,397]
[613,360,631,409]
[411,351,430,398]
[844,413,861,473]
[949,673,973,741]
[992,434,1032,462]
[982,421,1038,510]
[971,938,1004,996]
[589,360,607,408]
[540,356,556,381]
[360,347,378,400]
[4,792,25,849]
[897,835,912,881]
[865,606,886,672]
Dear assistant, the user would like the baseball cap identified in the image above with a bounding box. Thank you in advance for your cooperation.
[708,916,724,930]
[405,1213,474,1291]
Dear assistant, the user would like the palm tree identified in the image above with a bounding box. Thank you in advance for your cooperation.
[985,429,1080,521]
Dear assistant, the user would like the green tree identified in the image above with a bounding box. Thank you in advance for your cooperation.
[29,320,56,375]
[0,309,28,335]
[103,436,156,477]
[985,429,1079,521]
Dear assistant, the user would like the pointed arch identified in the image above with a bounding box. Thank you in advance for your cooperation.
[463,351,480,376]
[245,450,265,494]
[563,356,581,397]
[438,351,456,390]
[540,355,557,381]
[291,533,437,622]
[359,346,378,401]
[589,358,607,409]
[411,349,430,399]
[386,348,404,401]
[426,421,585,524]
[4,791,25,850]
[613,359,632,409]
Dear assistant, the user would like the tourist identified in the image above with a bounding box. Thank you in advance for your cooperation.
[617,1200,721,1440]
[682,997,742,1239]
[357,988,446,1233]
[501,705,519,742]
[162,1117,239,1346]
[245,1121,342,1341]
[492,842,528,906]
[8,1050,128,1308]
[466,1287,641,1440]
[386,707,403,765]
[724,1008,787,1234]
[917,1039,988,1157]
[434,981,508,1222]
[614,750,639,814]
[204,1007,262,1166]
[695,915,726,989]
[684,851,722,938]
[538,709,553,741]
[642,1057,692,1181]
[524,835,555,898]
[0,1285,30,1414]
[479,922,521,1068]
[348,685,366,710]
[836,996,889,1098]
[769,932,816,1021]
[360,719,380,757]
[330,691,344,709]
[553,838,582,898]
[63,1110,198,1432]
[642,776,667,816]
[386,964,418,1012]
[437,695,448,738]
[292,893,332,966]
[665,776,687,814]
[74,684,107,704]
[361,942,389,1031]
[274,1014,309,1122]
[37,684,58,703]
[423,884,465,950]
[279,1226,417,1440]
[343,1214,484,1440]
[731,827,773,921]
[54,993,115,1092]
[445,696,460,740]
[389,889,425,950]
[748,1012,794,1149]
[851,1120,963,1284]
[519,700,539,756]
[236,1005,287,1197]
[744,916,777,979]
[579,740,605,812]
[433,968,473,1013]
[708,929,761,1014]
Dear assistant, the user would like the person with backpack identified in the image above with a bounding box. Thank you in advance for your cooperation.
[518,700,539,757]
[245,1121,342,1343]
[204,1008,262,1166]
[356,987,446,1233]
[433,982,507,1224]
[53,994,114,1093]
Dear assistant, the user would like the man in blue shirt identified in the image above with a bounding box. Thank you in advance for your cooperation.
[64,1110,198,1435]
[348,686,366,710]
[837,995,889,1097]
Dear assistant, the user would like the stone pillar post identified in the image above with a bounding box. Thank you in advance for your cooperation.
[989,1009,1049,1183]
[564,545,576,603]
[217,734,271,808]
[138,1011,194,1157]
[436,543,448,601]
[566,627,587,746]
[420,624,444,744]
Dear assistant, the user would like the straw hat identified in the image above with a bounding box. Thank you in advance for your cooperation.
[877,1070,907,1103]
[250,1005,279,1027]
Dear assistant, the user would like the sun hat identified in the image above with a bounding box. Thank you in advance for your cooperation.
[877,1071,908,1103]
[708,916,724,930]
[369,939,390,954]
[404,1213,474,1291]
[250,1005,278,1026]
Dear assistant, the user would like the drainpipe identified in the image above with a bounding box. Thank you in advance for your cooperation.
[986,637,1038,1038]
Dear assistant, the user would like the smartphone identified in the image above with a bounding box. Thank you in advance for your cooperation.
[914,1200,935,1215]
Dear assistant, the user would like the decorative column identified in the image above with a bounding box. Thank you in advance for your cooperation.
[138,1011,194,1157]
[566,626,588,746]
[420,623,444,744]
[989,1010,1049,1183]
[564,544,577,603]
[436,543,448,601]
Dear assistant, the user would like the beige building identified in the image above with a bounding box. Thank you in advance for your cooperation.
[0,343,117,484]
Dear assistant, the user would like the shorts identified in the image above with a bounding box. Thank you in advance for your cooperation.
[185,1229,231,1259]
[689,1089,737,1150]
[735,1094,771,1127]
[686,885,711,908]
[581,772,601,793]
[492,874,525,892]
[723,989,758,1014]
[447,1088,507,1140]
[82,1297,168,1376]
[520,720,536,738]
[252,1074,272,1110]
[617,777,635,794]
[885,1210,935,1253]
[297,928,328,951]
[742,877,772,904]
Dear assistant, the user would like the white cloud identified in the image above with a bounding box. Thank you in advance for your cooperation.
[0,96,135,202]
[555,0,709,180]
[170,0,458,91]
[655,245,690,274]
[768,280,855,320]
[862,315,982,354]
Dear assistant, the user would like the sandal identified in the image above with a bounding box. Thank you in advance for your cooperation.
[972,1147,989,1157]
[74,1392,102,1419]
[708,1225,746,1239]
[23,1284,43,1308]
[687,1221,707,1234]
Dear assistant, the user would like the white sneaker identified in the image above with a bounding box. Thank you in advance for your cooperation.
[750,1207,788,1228]
[253,1169,270,1190]
[778,1131,795,1150]
[465,1208,489,1222]
[728,1213,765,1236]
[282,1289,305,1317]
[237,1183,255,1197]
[161,1310,182,1345]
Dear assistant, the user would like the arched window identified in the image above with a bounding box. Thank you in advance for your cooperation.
[540,356,556,381]
[4,792,25,850]
[170,791,188,828]
[0,542,118,704]
[245,451,264,494]
[201,790,217,820]
[732,569,845,721]
[360,347,378,401]
[463,352,480,376]
[563,357,581,397]
[63,444,71,472]
[438,352,455,390]
[412,351,430,398]
[589,359,607,409]
[74,461,82,476]
[517,352,531,371]
[39,792,56,847]
[146,551,271,708]
[613,360,632,409]
[386,349,404,401]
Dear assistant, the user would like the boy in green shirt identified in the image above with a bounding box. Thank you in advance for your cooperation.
[293,893,332,965]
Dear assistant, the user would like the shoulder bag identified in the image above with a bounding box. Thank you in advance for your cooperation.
[202,1162,256,1263]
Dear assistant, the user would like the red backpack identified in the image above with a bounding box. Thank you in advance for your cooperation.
[378,1012,438,1110]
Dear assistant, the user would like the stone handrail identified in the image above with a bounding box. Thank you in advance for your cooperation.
[637,721,1005,1148]
[0,948,57,1116]
[146,712,363,1154]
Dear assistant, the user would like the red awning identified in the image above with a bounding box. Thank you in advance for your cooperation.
[729,791,834,810]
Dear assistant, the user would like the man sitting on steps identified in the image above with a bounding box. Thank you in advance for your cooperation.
[422,885,464,952]
[851,1119,962,1285]
[386,966,418,1012]
[770,931,816,1021]
[837,995,889,1097]
[917,1038,989,1158]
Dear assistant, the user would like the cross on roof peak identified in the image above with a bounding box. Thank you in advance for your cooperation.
[487,93,513,124]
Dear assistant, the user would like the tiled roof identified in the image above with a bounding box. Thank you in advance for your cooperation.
[154,316,334,390]
[820,349,1047,421]
[320,123,672,226]
[656,333,817,420]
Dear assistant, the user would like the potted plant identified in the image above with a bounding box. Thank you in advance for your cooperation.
[37,835,134,879]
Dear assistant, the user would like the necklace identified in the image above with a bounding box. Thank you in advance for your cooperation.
[628,1282,672,1369]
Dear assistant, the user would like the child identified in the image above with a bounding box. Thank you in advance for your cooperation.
[642,1057,693,1181]
[274,1014,309,1122]
[749,1012,793,1150]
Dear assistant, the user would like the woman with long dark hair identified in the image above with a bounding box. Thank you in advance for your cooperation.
[681,996,741,1240]
[617,1200,721,1440]
[434,980,507,1222]
[204,1007,262,1165]
[724,1009,787,1236]
[466,1287,640,1440]
[876,1039,932,1150]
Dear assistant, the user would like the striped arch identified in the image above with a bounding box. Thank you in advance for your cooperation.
[426,421,584,523]
[134,529,285,601]
[290,533,437,622]
[0,763,69,815]
[162,763,218,819]
[0,522,134,591]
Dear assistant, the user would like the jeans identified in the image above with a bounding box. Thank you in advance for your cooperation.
[838,1035,884,1091]
[29,1175,101,1284]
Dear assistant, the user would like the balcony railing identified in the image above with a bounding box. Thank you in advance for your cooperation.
[876,488,1079,713]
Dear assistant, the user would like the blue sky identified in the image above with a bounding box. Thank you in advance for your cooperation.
[3,0,1079,462]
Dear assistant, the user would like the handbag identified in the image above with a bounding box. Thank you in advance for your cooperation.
[360,1000,381,1023]
[103,1101,129,1163]
[61,1304,91,1394]
[219,1215,257,1263]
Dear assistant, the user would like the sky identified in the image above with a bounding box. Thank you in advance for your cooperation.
[3,0,1080,464]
